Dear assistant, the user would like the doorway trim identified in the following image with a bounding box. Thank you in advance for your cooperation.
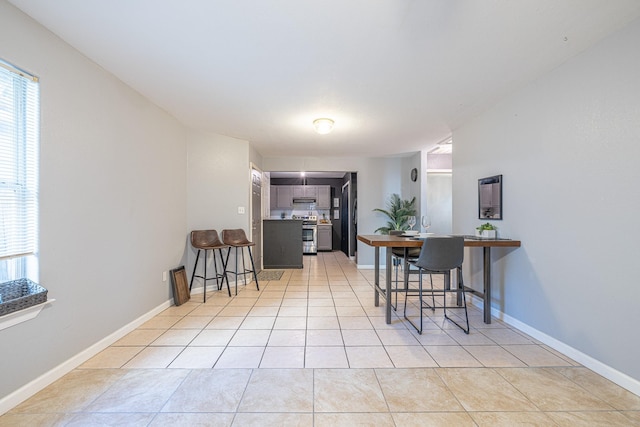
[250,162,263,271]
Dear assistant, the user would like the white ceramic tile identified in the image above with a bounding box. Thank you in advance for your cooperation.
[205,316,245,330]
[306,316,340,329]
[190,329,235,346]
[386,345,438,368]
[273,316,307,329]
[304,346,348,368]
[267,329,306,347]
[259,347,305,368]
[341,329,382,346]
[214,346,265,368]
[345,346,394,368]
[306,329,343,346]
[228,329,271,346]
[168,347,224,369]
[122,347,184,369]
[239,316,276,329]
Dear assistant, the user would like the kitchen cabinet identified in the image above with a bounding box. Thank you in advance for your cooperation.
[317,224,332,251]
[292,185,317,198]
[292,186,304,198]
[304,186,318,198]
[270,186,277,209]
[271,185,331,208]
[275,186,293,208]
[316,186,330,209]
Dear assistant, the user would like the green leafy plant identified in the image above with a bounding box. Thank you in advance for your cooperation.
[373,193,417,234]
[476,222,497,231]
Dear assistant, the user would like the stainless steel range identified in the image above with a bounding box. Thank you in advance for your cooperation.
[294,215,317,254]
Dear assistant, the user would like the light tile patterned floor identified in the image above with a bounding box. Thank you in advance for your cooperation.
[2,251,640,426]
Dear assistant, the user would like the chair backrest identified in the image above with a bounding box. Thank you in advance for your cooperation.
[190,230,224,248]
[414,236,464,272]
[221,228,251,246]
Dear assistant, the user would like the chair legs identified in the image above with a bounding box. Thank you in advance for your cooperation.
[391,251,418,311]
[404,268,469,335]
[225,245,260,296]
[189,248,231,302]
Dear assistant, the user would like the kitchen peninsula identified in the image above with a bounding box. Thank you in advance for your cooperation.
[263,218,303,269]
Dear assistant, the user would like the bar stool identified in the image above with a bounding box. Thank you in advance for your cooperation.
[221,228,259,296]
[189,230,230,302]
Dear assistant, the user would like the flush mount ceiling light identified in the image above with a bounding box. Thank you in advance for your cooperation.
[313,118,334,134]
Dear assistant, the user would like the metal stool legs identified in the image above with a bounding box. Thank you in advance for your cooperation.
[224,245,260,296]
[189,248,231,302]
[404,269,469,334]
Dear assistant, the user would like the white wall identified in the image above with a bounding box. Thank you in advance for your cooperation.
[401,153,422,221]
[0,1,187,401]
[426,172,452,234]
[453,17,640,390]
[262,156,406,267]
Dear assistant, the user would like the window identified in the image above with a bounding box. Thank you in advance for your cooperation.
[0,59,39,283]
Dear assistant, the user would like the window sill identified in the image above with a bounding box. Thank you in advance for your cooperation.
[0,299,55,331]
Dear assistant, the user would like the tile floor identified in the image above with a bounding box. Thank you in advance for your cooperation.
[2,251,640,426]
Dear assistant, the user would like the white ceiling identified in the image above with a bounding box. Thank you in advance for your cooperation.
[9,0,640,157]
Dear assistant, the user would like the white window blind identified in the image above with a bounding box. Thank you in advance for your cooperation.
[0,60,39,266]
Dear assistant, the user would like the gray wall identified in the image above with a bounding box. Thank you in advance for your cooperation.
[1,1,187,401]
[400,153,422,222]
[453,17,640,391]
[186,130,252,292]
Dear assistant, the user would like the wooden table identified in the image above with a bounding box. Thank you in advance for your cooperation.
[357,234,522,324]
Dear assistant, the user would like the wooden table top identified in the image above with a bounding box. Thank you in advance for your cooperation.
[357,234,521,248]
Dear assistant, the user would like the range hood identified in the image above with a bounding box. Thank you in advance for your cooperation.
[292,197,316,204]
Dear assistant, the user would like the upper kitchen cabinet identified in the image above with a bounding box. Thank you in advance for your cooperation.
[272,185,292,208]
[292,185,317,198]
[271,184,331,209]
[316,186,330,209]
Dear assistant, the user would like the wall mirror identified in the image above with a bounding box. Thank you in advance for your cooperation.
[478,175,502,220]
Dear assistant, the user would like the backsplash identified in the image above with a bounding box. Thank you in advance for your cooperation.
[270,209,332,220]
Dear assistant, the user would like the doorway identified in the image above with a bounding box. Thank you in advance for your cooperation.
[340,177,357,258]
[341,181,350,256]
[250,165,262,272]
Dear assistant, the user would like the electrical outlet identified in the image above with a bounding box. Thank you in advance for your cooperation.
[162,271,167,282]
[238,206,245,214]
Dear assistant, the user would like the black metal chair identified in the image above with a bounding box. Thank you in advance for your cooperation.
[221,229,260,296]
[389,230,421,310]
[189,230,230,302]
[403,235,469,334]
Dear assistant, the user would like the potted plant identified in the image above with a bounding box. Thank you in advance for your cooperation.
[373,193,417,234]
[476,222,497,238]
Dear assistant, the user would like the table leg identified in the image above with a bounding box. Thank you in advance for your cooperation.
[374,247,380,307]
[385,247,392,324]
[483,246,492,324]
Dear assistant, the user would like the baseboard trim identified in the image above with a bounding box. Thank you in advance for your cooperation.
[0,299,173,415]
[467,294,640,396]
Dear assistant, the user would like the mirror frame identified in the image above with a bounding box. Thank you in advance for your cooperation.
[478,174,503,220]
